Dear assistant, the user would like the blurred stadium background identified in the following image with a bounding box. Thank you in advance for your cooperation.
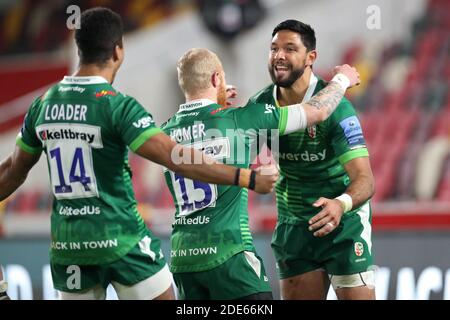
[0,0,449,300]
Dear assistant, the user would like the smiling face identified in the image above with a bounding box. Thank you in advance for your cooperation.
[268,30,310,88]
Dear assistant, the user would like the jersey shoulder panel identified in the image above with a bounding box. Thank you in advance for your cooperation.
[248,84,275,104]
[233,101,281,132]
[329,96,359,125]
[160,114,178,134]
[104,91,160,151]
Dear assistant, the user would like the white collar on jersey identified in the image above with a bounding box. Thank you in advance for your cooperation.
[60,76,109,85]
[178,99,216,112]
[272,72,318,105]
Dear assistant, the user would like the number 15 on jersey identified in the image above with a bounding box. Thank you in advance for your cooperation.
[170,172,218,217]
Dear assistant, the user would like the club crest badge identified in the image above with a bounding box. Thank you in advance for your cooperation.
[354,242,364,256]
[307,125,317,139]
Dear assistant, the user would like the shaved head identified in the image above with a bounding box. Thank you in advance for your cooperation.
[177,48,224,95]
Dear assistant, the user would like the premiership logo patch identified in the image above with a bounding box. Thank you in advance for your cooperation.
[95,90,117,98]
[339,116,366,148]
[354,242,364,256]
[307,125,316,138]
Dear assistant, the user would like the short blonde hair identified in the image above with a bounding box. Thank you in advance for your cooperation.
[177,48,223,95]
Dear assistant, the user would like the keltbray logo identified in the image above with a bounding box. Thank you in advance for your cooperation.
[38,128,95,144]
[133,116,153,128]
[37,124,103,148]
[354,242,364,256]
[192,138,230,160]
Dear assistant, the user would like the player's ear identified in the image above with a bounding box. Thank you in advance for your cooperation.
[211,71,221,88]
[306,49,317,68]
[113,45,124,62]
[113,39,124,64]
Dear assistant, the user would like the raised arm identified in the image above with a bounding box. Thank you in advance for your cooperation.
[0,146,41,201]
[282,64,361,135]
[135,132,278,194]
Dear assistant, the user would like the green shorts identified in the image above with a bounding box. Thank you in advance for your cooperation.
[272,202,373,279]
[51,231,167,293]
[173,251,272,300]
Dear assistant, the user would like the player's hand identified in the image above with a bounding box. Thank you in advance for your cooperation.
[333,64,361,88]
[253,164,279,194]
[226,85,238,107]
[308,197,344,237]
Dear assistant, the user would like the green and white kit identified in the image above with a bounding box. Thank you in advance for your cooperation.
[161,98,309,298]
[162,99,287,274]
[249,74,373,278]
[18,76,167,291]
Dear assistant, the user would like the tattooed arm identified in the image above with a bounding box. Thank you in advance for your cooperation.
[281,64,360,135]
[303,64,360,126]
[303,81,346,126]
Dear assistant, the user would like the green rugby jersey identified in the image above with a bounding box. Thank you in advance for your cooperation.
[17,76,162,265]
[249,74,369,224]
[162,99,287,273]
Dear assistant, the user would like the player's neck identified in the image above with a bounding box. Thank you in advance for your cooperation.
[74,63,116,84]
[277,69,312,106]
[185,89,217,104]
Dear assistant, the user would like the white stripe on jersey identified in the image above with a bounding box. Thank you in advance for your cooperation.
[283,104,308,135]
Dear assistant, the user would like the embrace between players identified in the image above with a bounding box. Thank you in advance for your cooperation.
[0,8,375,300]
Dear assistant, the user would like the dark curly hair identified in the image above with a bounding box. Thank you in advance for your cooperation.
[75,7,123,65]
[272,19,316,52]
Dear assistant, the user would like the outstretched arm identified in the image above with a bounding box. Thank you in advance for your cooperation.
[282,64,360,135]
[135,132,278,194]
[302,75,349,126]
[0,146,41,201]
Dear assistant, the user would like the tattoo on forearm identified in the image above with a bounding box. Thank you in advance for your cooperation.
[304,81,344,117]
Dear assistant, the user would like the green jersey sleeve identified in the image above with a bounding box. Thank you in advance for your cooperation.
[329,97,369,165]
[233,102,288,133]
[16,96,43,155]
[111,97,162,152]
